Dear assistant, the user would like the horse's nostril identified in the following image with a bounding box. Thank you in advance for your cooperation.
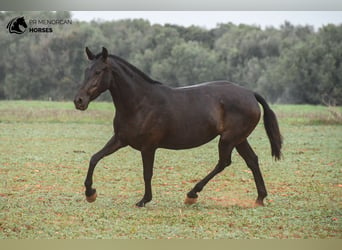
[74,96,84,109]
[76,97,83,105]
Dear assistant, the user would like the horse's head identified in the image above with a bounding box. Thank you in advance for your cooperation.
[74,47,112,110]
[17,17,27,28]
[7,16,27,34]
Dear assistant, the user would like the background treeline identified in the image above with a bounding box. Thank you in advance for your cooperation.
[0,11,341,105]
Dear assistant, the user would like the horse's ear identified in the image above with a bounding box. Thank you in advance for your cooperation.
[85,47,95,60]
[102,47,108,61]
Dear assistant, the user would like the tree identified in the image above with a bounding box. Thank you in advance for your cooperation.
[152,41,224,86]
[0,11,341,105]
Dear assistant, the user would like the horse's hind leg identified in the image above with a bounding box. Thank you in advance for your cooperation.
[235,140,267,206]
[185,137,234,204]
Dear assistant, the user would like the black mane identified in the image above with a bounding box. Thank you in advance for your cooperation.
[96,53,162,85]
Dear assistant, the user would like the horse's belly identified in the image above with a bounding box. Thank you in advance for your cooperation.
[159,124,218,150]
[160,136,217,150]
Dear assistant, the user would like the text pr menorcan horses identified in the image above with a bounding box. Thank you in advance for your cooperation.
[74,47,282,207]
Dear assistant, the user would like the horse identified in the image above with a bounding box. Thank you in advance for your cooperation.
[74,47,282,208]
[7,16,27,34]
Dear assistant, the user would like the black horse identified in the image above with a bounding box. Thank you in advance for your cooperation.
[74,47,282,207]
[7,16,27,34]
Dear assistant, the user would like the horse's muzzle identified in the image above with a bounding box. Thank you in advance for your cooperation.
[74,95,89,111]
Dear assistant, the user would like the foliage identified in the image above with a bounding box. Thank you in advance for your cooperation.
[0,11,341,104]
[0,101,341,239]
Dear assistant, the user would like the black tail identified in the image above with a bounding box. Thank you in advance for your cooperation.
[255,93,283,160]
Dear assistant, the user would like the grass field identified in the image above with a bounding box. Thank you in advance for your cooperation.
[0,101,341,239]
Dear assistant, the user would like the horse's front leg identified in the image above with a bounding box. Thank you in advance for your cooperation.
[84,135,126,202]
[136,150,156,207]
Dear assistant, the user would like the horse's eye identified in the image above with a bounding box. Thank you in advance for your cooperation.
[95,70,101,75]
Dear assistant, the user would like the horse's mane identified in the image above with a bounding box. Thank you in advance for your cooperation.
[95,53,162,85]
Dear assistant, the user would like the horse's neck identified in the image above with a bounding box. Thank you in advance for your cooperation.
[109,69,155,114]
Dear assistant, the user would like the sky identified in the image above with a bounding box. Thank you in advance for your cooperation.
[71,11,342,29]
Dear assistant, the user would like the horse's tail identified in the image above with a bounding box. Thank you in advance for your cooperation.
[254,93,283,160]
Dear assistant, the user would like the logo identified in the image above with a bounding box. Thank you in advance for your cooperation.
[6,16,72,35]
[6,16,28,34]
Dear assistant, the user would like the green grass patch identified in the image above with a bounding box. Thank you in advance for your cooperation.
[0,100,114,124]
[0,101,341,239]
[273,104,342,125]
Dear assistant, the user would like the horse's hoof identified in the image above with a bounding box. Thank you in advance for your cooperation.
[184,196,198,205]
[254,200,264,207]
[135,202,145,208]
[86,192,97,203]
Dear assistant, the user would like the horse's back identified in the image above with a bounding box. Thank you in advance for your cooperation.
[174,81,260,114]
